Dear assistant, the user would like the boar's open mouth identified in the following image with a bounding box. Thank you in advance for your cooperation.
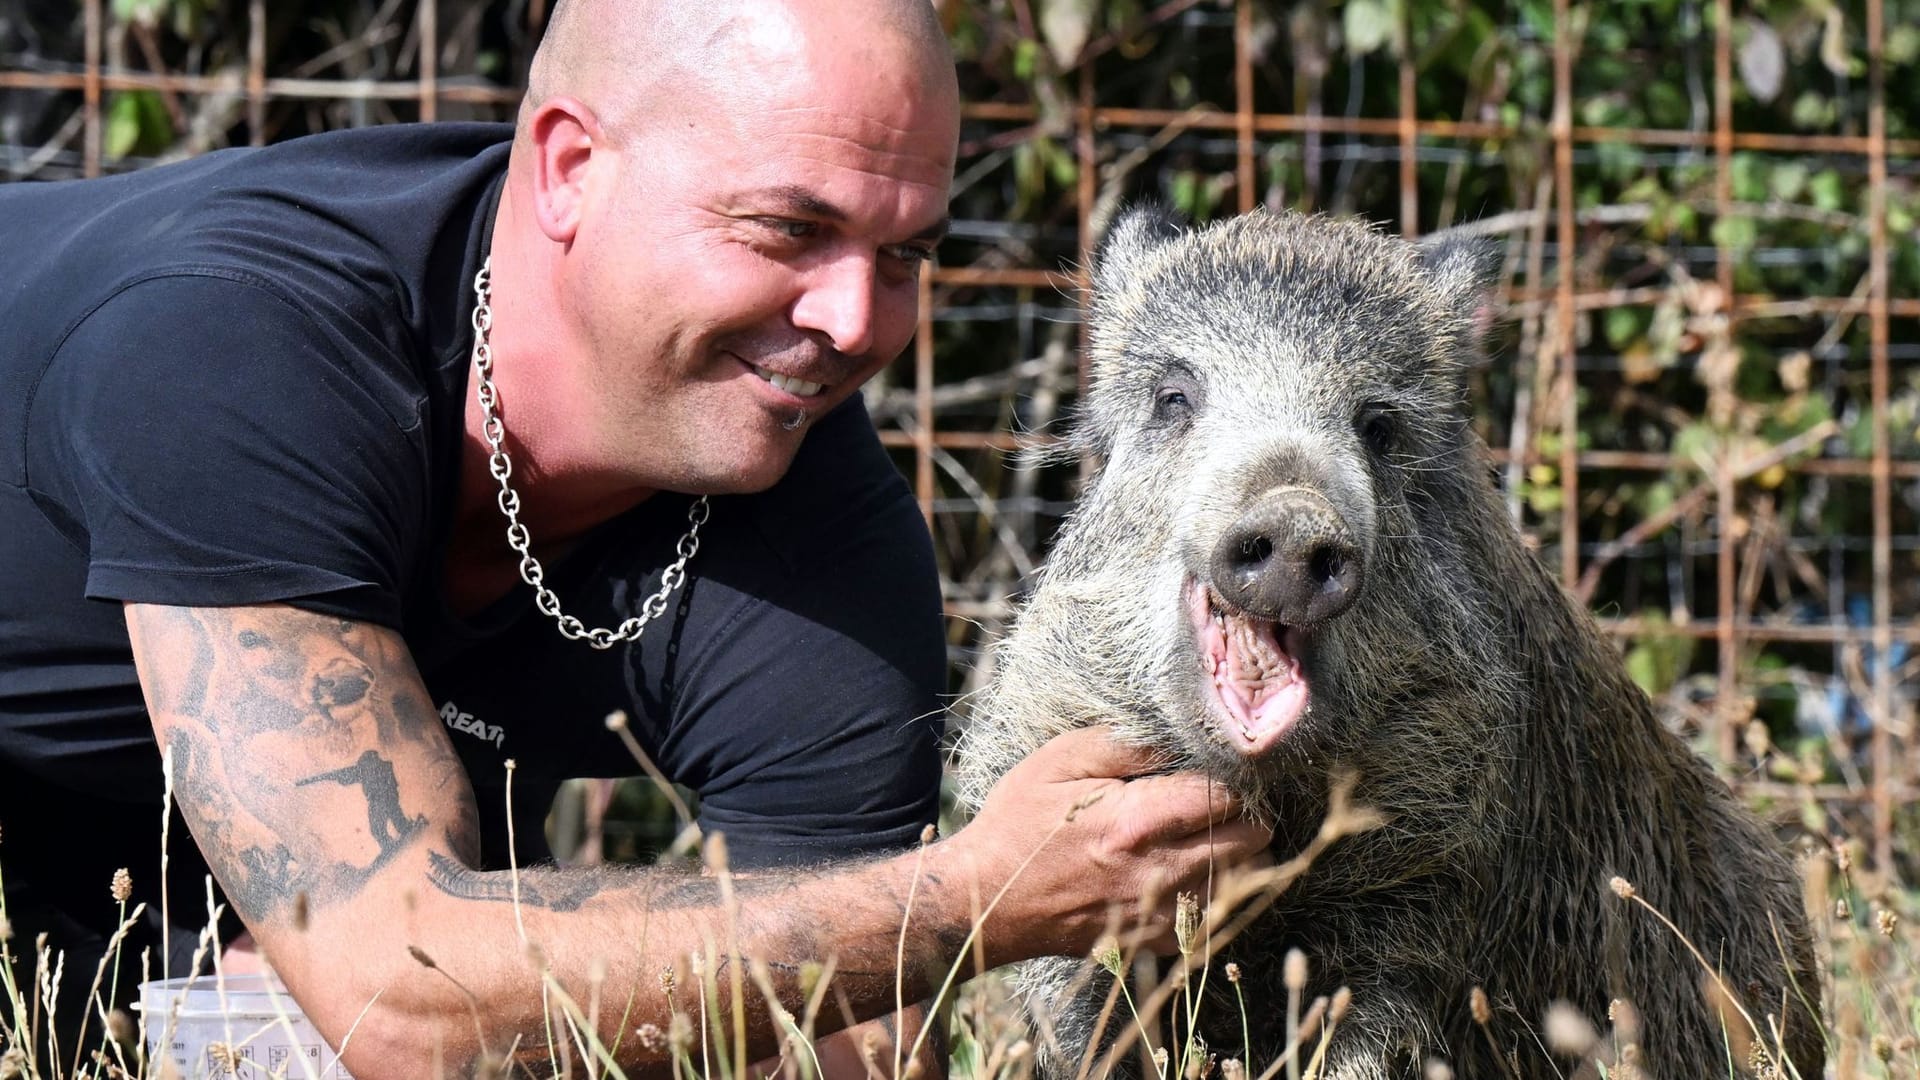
[1188,580,1309,756]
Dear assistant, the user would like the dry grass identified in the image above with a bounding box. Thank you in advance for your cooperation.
[1,773,1914,1080]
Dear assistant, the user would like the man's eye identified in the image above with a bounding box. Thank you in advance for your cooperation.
[762,219,817,239]
[887,244,936,268]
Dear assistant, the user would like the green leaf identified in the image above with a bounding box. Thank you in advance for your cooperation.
[1625,645,1660,696]
[1769,162,1809,203]
[1710,214,1757,251]
[1343,0,1395,57]
[1729,152,1766,202]
[1644,82,1689,129]
[1011,38,1038,81]
[1790,91,1836,131]
[1170,171,1201,219]
[1809,169,1845,212]
[1604,306,1647,349]
[105,92,144,162]
[1891,25,1920,66]
[112,0,167,27]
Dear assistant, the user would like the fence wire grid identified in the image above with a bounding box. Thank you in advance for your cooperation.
[4,0,1919,871]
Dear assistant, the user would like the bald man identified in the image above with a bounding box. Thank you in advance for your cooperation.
[0,2,1270,1077]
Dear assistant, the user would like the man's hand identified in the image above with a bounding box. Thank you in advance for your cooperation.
[940,727,1273,965]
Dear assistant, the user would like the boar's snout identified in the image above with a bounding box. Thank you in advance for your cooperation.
[1209,486,1364,627]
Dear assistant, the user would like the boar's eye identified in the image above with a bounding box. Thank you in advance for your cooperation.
[1150,367,1200,426]
[1358,404,1397,456]
[1153,386,1191,420]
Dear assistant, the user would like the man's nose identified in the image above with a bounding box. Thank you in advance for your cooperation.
[791,254,877,358]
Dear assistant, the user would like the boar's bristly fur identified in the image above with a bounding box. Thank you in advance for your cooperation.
[952,209,1822,1079]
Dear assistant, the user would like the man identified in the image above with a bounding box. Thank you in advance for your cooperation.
[0,1,1271,1076]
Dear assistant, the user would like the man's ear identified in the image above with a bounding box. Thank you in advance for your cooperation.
[1092,203,1185,296]
[525,96,605,245]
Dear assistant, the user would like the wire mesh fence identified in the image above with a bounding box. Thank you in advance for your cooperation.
[5,0,1917,870]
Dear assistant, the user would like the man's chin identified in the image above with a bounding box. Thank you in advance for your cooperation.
[699,431,807,495]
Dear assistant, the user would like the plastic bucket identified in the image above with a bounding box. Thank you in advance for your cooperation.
[136,975,354,1079]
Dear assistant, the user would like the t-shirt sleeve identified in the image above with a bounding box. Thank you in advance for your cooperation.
[26,272,427,625]
[657,410,947,869]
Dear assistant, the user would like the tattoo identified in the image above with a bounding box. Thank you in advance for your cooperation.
[310,658,372,711]
[166,728,380,922]
[131,604,472,928]
[425,851,606,912]
[296,750,426,864]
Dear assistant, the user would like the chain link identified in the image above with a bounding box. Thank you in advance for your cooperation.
[469,257,708,650]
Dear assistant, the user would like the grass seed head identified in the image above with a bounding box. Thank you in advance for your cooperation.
[1608,998,1642,1043]
[1220,1060,1245,1080]
[1422,1059,1454,1080]
[605,710,628,731]
[1093,937,1124,977]
[1878,907,1899,937]
[1151,1046,1169,1076]
[1174,891,1200,956]
[667,1012,694,1051]
[1283,948,1307,991]
[107,1007,136,1046]
[1543,1001,1598,1056]
[1608,876,1635,900]
[798,959,823,1001]
[1836,896,1852,920]
[1330,986,1352,1023]
[920,823,937,845]
[1469,986,1492,1026]
[408,944,438,970]
[110,867,132,903]
[1873,1034,1894,1062]
[1225,961,1242,984]
[1834,840,1852,872]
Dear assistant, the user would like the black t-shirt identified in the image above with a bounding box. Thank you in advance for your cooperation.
[0,123,946,959]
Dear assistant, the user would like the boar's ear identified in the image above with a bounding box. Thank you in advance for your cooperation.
[1093,203,1185,293]
[1414,230,1498,365]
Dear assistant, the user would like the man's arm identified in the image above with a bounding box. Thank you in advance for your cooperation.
[127,602,1267,1079]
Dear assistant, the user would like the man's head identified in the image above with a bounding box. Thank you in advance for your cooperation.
[497,0,958,495]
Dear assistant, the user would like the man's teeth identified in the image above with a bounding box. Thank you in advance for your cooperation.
[752,366,827,397]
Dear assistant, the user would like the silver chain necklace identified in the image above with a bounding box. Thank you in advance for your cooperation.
[469,256,709,650]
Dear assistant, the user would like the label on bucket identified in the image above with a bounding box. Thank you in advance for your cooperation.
[138,975,354,1079]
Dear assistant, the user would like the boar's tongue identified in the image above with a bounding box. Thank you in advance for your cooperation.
[1195,585,1309,754]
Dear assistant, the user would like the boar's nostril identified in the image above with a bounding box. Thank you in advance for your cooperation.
[1308,546,1344,590]
[1238,535,1275,567]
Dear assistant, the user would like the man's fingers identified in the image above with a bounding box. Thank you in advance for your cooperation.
[1157,821,1277,869]
[1028,725,1167,782]
[1115,771,1258,842]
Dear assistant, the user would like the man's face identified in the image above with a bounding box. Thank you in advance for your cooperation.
[563,25,958,495]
